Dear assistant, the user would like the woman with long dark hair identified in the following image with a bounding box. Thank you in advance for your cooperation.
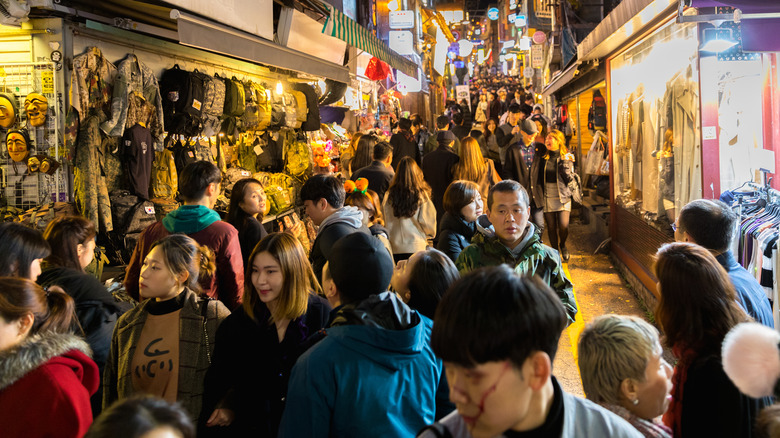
[226,178,268,268]
[383,157,436,263]
[483,117,501,166]
[349,134,376,175]
[0,277,99,437]
[655,242,766,437]
[0,222,50,280]
[39,215,126,416]
[531,129,576,261]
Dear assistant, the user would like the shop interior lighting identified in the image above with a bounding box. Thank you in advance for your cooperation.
[699,27,738,53]
[276,81,284,95]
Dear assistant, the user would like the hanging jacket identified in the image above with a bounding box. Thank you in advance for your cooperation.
[0,333,99,438]
[278,292,444,438]
[456,224,577,323]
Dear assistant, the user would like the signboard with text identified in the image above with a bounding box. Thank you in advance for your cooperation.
[389,10,415,29]
[531,44,543,68]
[389,31,415,55]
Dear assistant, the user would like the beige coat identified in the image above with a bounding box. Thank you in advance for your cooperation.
[382,194,437,255]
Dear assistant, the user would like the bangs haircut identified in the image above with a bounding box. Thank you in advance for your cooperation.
[345,189,384,226]
[578,314,661,405]
[243,232,320,323]
[432,265,567,369]
[443,180,480,217]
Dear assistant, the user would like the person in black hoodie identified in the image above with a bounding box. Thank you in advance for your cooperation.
[390,117,421,169]
[226,178,269,268]
[436,180,484,262]
[38,215,128,416]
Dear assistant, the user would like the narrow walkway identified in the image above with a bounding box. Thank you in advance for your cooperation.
[550,219,651,398]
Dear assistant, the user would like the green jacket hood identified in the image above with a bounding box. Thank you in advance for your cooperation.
[162,205,222,234]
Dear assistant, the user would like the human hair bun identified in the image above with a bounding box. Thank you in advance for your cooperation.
[197,244,216,279]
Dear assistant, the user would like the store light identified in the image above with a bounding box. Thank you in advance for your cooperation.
[276,81,284,95]
[700,28,738,52]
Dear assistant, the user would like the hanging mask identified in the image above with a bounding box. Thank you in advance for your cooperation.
[24,93,48,127]
[6,128,31,162]
[27,154,59,175]
[0,93,18,129]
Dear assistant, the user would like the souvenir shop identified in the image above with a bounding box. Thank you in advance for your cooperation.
[574,0,780,307]
[0,11,398,270]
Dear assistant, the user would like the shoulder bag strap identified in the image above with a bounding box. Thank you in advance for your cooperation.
[200,298,212,364]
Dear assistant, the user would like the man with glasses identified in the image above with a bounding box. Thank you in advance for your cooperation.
[675,198,773,328]
[456,180,577,324]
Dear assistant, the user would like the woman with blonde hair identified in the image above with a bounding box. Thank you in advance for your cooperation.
[383,157,437,263]
[655,242,765,437]
[104,234,230,423]
[530,129,576,261]
[203,232,330,437]
[452,136,501,201]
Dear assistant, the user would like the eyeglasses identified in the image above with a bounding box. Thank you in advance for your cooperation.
[671,223,678,232]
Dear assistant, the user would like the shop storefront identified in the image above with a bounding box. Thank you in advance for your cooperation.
[575,0,780,305]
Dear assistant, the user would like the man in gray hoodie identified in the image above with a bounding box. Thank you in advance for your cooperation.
[301,174,370,285]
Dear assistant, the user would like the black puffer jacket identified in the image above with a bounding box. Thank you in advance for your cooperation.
[436,212,476,263]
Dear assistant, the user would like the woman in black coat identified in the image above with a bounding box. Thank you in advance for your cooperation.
[202,233,331,437]
[436,180,484,263]
[38,215,127,416]
[226,178,269,268]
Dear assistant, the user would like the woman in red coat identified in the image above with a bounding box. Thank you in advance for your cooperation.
[0,277,99,437]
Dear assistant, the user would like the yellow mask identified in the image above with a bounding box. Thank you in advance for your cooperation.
[0,94,17,129]
[6,130,30,162]
[24,93,48,127]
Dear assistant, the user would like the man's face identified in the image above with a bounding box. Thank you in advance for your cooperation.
[520,130,536,146]
[24,94,48,127]
[0,96,15,129]
[508,112,521,126]
[304,199,327,226]
[6,132,28,162]
[487,190,530,247]
[445,360,534,438]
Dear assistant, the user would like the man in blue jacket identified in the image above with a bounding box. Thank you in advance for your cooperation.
[279,233,446,438]
[675,198,774,328]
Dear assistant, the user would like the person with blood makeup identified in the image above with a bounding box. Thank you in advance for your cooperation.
[418,266,642,438]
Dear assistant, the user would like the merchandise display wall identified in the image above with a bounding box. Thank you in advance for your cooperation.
[609,20,701,235]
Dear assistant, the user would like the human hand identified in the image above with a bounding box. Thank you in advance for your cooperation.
[563,153,575,161]
[207,408,235,427]
[512,126,520,135]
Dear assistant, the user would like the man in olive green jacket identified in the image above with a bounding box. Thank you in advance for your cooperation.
[456,180,577,323]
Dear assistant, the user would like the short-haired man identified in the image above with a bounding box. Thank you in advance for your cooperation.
[390,117,420,169]
[279,233,446,437]
[425,114,461,156]
[675,199,774,327]
[125,161,244,309]
[410,113,429,158]
[351,141,394,202]
[301,174,369,285]
[423,130,461,225]
[500,114,545,234]
[451,112,470,140]
[418,267,642,438]
[456,180,577,323]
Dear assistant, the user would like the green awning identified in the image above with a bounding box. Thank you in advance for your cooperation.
[321,4,418,77]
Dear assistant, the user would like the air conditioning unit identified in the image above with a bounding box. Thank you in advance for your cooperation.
[0,0,30,26]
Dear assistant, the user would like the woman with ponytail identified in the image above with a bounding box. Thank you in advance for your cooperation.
[0,278,99,437]
[202,233,330,437]
[103,234,230,423]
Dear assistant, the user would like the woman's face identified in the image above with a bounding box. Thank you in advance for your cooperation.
[251,251,284,307]
[239,183,266,217]
[627,346,673,420]
[487,120,496,132]
[545,133,559,152]
[358,207,371,227]
[391,251,423,301]
[78,238,96,269]
[28,258,43,281]
[139,246,182,301]
[460,193,484,223]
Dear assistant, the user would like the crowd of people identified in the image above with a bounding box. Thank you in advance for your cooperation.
[0,88,778,438]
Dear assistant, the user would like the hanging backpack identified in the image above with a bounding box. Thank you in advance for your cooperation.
[292,83,321,131]
[283,92,301,129]
[588,94,607,131]
[197,70,225,136]
[238,134,259,174]
[223,167,253,198]
[241,80,261,131]
[222,75,246,118]
[171,137,197,174]
[109,190,157,235]
[284,136,311,177]
[150,148,178,200]
[160,65,203,136]
[290,90,308,128]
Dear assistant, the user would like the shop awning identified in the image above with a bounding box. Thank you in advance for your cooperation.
[171,9,350,83]
[578,0,677,62]
[320,4,418,77]
[542,62,580,98]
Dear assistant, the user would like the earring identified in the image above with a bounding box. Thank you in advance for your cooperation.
[632,398,639,405]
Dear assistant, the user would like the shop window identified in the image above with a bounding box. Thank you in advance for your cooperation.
[609,21,700,235]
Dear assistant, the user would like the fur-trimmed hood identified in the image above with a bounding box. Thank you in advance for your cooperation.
[0,332,92,391]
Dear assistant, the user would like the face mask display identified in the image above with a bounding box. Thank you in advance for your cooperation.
[6,129,30,162]
[24,93,48,127]
[0,93,18,129]
[27,154,59,175]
